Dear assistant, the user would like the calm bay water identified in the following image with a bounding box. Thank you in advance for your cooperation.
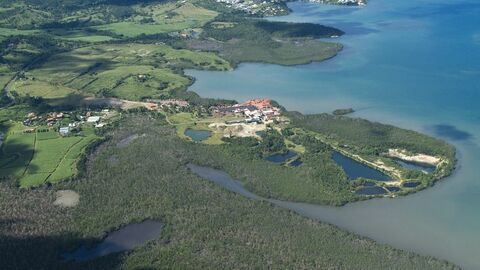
[186,0,480,268]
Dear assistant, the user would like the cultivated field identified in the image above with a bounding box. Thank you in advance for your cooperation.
[0,122,99,188]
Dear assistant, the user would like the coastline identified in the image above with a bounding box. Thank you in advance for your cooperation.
[0,0,471,269]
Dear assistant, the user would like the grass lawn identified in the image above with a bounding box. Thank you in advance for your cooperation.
[63,35,114,42]
[169,113,226,145]
[285,138,305,153]
[168,112,195,124]
[93,21,192,37]
[0,122,100,188]
[0,27,39,38]
[12,79,78,99]
[0,73,13,90]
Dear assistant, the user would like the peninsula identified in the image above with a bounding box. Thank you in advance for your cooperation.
[0,0,457,269]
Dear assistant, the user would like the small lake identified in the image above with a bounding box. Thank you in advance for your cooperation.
[64,220,163,262]
[184,129,211,142]
[265,150,297,164]
[403,182,421,188]
[290,159,303,167]
[396,160,436,173]
[355,186,387,195]
[331,151,391,181]
[385,186,401,192]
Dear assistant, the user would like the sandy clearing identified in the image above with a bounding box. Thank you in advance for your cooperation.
[53,190,80,207]
[387,149,441,166]
[209,122,266,138]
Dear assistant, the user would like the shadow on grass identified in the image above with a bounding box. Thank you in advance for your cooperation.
[0,231,125,270]
[0,127,40,185]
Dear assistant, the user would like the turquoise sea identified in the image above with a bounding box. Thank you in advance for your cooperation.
[187,0,480,269]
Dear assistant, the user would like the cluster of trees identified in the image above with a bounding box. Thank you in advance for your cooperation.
[332,108,354,115]
[288,112,455,158]
[203,16,343,43]
[0,35,70,71]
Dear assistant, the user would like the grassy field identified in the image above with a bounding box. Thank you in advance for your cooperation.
[0,74,13,89]
[61,33,115,42]
[169,112,234,145]
[0,28,40,39]
[93,2,218,37]
[19,43,230,102]
[0,120,100,188]
[12,79,78,99]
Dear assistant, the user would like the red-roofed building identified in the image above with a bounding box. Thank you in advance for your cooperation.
[240,99,272,110]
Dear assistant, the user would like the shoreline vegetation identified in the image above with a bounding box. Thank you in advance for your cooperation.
[0,115,458,270]
[333,107,355,115]
[0,0,459,269]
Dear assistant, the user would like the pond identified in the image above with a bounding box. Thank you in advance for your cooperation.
[403,182,421,188]
[290,159,303,167]
[396,159,436,173]
[385,186,401,192]
[331,151,391,181]
[362,182,376,187]
[355,186,387,195]
[265,150,297,164]
[184,129,211,142]
[64,220,163,262]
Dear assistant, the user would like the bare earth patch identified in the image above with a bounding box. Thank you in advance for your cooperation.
[209,122,266,138]
[53,190,80,207]
[387,149,441,166]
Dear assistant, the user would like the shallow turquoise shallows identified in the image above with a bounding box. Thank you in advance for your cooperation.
[186,0,480,269]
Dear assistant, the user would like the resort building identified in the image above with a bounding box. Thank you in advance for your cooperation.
[59,127,70,136]
[87,116,101,123]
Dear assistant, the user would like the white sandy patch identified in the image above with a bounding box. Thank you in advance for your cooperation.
[209,122,266,138]
[387,149,441,166]
[53,190,80,207]
[374,159,402,179]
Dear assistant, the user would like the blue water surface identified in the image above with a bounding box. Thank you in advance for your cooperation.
[187,1,480,269]
[332,151,391,181]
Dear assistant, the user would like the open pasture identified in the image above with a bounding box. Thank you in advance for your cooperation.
[20,43,229,101]
[94,2,218,37]
[0,122,99,188]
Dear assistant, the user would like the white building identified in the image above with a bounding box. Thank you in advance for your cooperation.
[86,116,101,123]
[59,127,70,136]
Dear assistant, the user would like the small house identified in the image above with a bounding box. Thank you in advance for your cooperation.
[59,127,70,136]
[87,116,100,123]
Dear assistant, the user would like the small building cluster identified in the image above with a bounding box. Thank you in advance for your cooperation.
[154,99,190,108]
[215,0,288,15]
[20,109,116,137]
[212,99,281,124]
[23,112,65,127]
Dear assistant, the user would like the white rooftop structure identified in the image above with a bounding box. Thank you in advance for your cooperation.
[59,127,70,135]
[87,116,101,123]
